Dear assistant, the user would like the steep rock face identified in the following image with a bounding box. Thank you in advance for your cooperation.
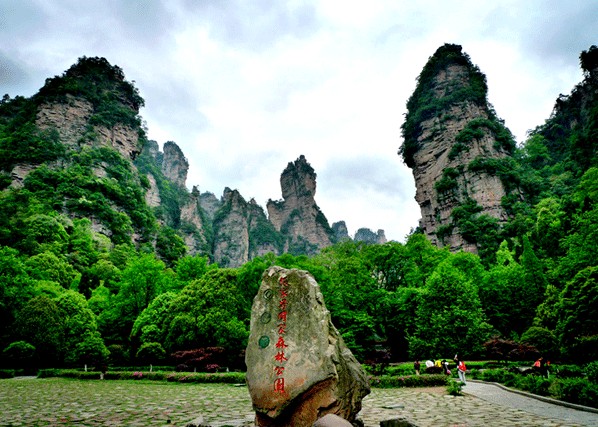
[161,141,188,188]
[199,191,222,221]
[179,187,208,256]
[400,44,515,252]
[36,95,141,161]
[144,173,161,208]
[267,155,334,254]
[331,221,350,242]
[247,199,281,259]
[213,188,251,268]
[354,228,387,244]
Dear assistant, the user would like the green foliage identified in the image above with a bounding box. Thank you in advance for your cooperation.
[136,342,166,364]
[36,56,143,129]
[549,378,598,408]
[155,226,187,267]
[409,259,492,359]
[520,327,558,358]
[446,380,464,395]
[450,118,515,160]
[0,369,15,378]
[164,269,249,357]
[369,374,449,388]
[13,295,65,366]
[434,167,460,194]
[2,341,36,368]
[556,266,598,362]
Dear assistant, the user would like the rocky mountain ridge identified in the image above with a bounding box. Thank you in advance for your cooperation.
[0,56,385,267]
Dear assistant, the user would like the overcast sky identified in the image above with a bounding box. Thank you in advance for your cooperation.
[1,1,596,241]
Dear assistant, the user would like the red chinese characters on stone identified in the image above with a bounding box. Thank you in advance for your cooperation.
[275,336,288,349]
[273,275,290,393]
[274,377,285,394]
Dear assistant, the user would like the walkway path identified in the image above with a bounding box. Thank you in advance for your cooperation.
[461,380,598,427]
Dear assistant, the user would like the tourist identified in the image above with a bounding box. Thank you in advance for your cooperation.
[455,355,466,384]
[414,359,421,375]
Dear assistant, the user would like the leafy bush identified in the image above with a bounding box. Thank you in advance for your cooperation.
[165,372,246,384]
[549,378,598,407]
[447,380,464,396]
[369,374,448,388]
[555,364,585,379]
[2,341,36,368]
[585,361,598,383]
[37,369,60,378]
[513,375,551,396]
[471,368,517,386]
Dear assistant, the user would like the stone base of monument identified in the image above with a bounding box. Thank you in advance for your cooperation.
[245,267,371,427]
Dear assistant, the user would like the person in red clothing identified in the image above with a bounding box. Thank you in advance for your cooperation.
[454,354,466,384]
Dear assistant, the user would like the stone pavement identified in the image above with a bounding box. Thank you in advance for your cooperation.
[359,384,598,427]
[1,378,598,426]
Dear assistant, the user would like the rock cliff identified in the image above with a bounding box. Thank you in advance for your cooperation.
[267,155,334,255]
[161,141,188,188]
[1,56,387,269]
[400,44,516,253]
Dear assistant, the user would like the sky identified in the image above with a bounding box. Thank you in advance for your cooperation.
[1,1,597,242]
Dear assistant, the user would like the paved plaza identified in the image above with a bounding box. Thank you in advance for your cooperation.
[0,377,597,426]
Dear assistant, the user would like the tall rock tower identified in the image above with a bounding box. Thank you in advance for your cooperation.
[399,44,516,253]
[267,155,334,254]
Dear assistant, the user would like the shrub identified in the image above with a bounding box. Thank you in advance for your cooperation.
[513,375,551,396]
[165,372,246,384]
[385,364,417,377]
[473,368,517,386]
[136,342,166,364]
[369,374,448,388]
[447,380,464,396]
[585,361,598,383]
[2,341,36,368]
[555,364,585,379]
[37,369,60,378]
[549,378,598,407]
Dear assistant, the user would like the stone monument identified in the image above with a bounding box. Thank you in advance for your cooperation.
[245,266,370,427]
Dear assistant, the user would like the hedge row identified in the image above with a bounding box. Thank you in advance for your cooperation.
[37,369,247,384]
[470,368,598,408]
[369,374,449,388]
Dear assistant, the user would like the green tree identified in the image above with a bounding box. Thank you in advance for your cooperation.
[175,254,216,289]
[55,290,105,366]
[409,260,491,359]
[164,269,249,356]
[19,214,69,256]
[2,340,36,369]
[156,226,187,268]
[520,326,559,359]
[479,241,540,338]
[25,251,78,289]
[0,246,34,348]
[130,291,177,348]
[70,332,110,367]
[556,266,598,362]
[118,253,167,318]
[13,295,65,366]
[136,342,166,365]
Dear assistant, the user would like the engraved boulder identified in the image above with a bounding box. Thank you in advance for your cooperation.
[245,266,370,427]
